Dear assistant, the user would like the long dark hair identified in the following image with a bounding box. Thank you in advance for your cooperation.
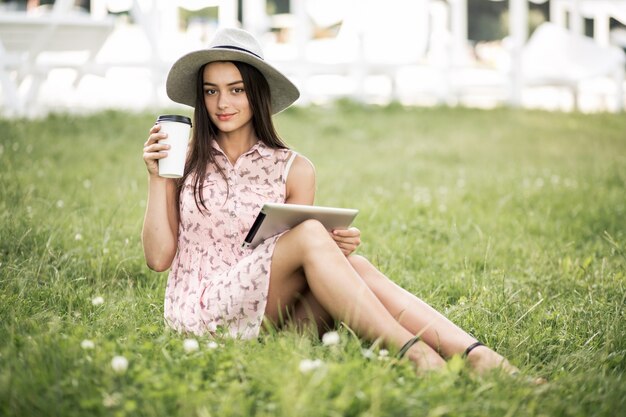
[176,61,289,213]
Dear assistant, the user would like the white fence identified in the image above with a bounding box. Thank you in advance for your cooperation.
[0,0,624,117]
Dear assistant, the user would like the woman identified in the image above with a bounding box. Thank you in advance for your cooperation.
[142,27,518,374]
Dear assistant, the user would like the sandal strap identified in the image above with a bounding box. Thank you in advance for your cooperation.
[463,341,485,358]
[398,335,421,358]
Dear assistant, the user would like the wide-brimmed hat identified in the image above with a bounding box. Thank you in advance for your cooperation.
[166,27,299,114]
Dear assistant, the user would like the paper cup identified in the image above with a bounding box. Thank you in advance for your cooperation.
[156,114,192,178]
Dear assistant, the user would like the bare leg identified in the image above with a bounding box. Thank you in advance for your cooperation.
[347,255,518,374]
[265,220,445,371]
[289,288,333,336]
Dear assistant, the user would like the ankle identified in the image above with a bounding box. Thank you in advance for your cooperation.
[464,344,490,365]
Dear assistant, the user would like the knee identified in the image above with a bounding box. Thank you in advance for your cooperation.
[348,255,388,284]
[292,219,335,250]
[348,254,371,271]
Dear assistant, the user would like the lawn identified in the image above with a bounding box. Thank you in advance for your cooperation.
[1,103,625,417]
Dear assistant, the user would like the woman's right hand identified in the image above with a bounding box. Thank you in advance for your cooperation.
[143,124,170,177]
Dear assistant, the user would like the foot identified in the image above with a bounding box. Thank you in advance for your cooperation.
[405,341,446,373]
[466,346,546,384]
[465,345,519,375]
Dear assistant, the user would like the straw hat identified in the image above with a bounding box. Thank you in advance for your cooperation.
[166,27,299,114]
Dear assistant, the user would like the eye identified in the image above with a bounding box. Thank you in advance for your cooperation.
[233,87,245,94]
[204,89,216,96]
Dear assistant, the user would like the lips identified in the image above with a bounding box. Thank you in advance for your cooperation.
[217,113,235,121]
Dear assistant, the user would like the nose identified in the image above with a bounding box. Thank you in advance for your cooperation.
[217,92,229,110]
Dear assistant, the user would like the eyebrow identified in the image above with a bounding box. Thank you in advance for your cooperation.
[203,80,244,87]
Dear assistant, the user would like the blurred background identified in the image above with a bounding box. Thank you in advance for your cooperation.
[1,0,625,117]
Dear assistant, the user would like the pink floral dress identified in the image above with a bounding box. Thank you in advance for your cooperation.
[164,140,296,339]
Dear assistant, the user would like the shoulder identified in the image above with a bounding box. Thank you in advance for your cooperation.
[285,153,316,204]
[290,153,315,177]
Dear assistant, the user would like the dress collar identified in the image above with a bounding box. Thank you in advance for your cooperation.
[210,140,272,159]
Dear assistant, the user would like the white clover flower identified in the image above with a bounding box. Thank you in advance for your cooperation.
[74,233,83,241]
[83,179,92,189]
[361,349,375,359]
[111,356,128,374]
[81,339,95,350]
[183,338,199,353]
[206,341,219,350]
[378,349,389,358]
[91,296,104,306]
[56,200,65,208]
[299,358,323,373]
[322,331,340,346]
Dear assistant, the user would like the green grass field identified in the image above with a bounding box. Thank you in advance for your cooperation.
[1,103,625,417]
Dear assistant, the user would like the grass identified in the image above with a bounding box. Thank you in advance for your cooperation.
[0,102,625,416]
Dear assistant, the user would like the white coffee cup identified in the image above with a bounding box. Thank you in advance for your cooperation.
[156,114,192,178]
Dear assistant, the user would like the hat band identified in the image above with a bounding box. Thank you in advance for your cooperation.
[212,45,263,60]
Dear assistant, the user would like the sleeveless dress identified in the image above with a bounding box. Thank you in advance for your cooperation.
[164,140,296,339]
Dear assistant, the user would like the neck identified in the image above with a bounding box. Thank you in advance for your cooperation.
[216,129,257,165]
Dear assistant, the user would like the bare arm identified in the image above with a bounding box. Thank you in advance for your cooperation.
[285,154,360,256]
[285,154,316,205]
[141,124,179,271]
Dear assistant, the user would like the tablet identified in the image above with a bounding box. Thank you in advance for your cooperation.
[243,203,359,248]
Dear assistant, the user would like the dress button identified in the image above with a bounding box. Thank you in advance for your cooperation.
[230,212,237,218]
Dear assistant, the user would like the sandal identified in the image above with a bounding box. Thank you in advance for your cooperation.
[463,341,485,358]
[463,341,547,384]
[398,335,421,358]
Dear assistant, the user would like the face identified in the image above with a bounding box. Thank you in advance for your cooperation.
[202,61,253,135]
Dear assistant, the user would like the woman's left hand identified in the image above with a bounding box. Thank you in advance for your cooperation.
[331,227,361,257]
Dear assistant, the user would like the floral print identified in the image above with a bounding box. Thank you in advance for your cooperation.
[164,141,295,339]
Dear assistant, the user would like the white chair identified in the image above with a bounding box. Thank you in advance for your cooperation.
[0,12,114,116]
[292,0,431,102]
[521,22,625,111]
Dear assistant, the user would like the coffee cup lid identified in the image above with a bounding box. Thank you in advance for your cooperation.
[157,114,192,126]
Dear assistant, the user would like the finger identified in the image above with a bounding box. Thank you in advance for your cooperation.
[330,234,352,244]
[332,227,360,237]
[143,143,170,158]
[143,151,169,161]
[335,242,357,252]
[145,142,170,153]
[341,246,355,256]
[332,234,361,245]
[333,239,357,248]
[144,131,168,147]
